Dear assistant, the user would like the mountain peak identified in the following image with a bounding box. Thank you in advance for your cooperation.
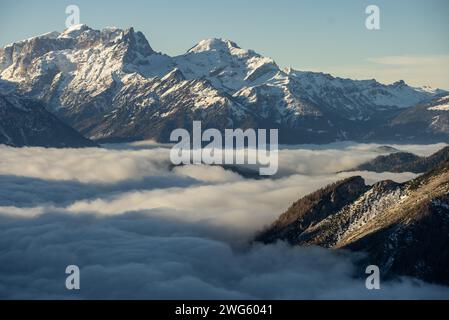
[120,27,154,56]
[57,25,153,55]
[59,24,91,38]
[188,38,241,53]
[1,27,447,145]
[392,79,407,87]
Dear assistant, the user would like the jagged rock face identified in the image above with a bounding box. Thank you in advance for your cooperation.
[352,146,449,173]
[0,25,446,144]
[256,161,449,285]
[0,93,95,148]
[87,72,250,142]
[0,25,175,133]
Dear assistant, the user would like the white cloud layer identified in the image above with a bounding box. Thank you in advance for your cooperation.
[0,142,448,299]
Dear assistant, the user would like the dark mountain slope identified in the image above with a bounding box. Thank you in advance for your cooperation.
[374,94,449,143]
[255,176,369,244]
[0,93,96,148]
[256,161,449,285]
[352,146,449,173]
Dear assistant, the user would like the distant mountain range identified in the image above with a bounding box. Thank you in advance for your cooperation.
[1,24,448,146]
[351,145,449,173]
[377,95,449,143]
[256,155,449,285]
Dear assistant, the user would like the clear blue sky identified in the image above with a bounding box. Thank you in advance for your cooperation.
[1,0,448,88]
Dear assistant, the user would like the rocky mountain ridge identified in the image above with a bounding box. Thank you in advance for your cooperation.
[1,25,446,144]
[256,160,449,285]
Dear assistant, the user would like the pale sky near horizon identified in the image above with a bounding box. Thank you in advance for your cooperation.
[1,0,448,89]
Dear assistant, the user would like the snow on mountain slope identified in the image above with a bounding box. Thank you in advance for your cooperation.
[174,38,444,122]
[0,25,173,109]
[174,38,280,91]
[87,68,250,142]
[173,39,321,121]
[0,25,446,143]
[256,160,449,284]
[385,95,449,140]
[287,70,444,120]
[0,25,180,139]
[428,95,449,111]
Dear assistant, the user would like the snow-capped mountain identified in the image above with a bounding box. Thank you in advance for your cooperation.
[287,70,445,120]
[88,69,249,142]
[385,95,449,141]
[256,159,449,285]
[0,91,95,147]
[174,38,443,121]
[0,25,446,143]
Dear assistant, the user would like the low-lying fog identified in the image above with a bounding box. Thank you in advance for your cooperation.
[0,142,448,299]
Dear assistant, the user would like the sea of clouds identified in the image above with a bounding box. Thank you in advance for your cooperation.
[0,141,448,299]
